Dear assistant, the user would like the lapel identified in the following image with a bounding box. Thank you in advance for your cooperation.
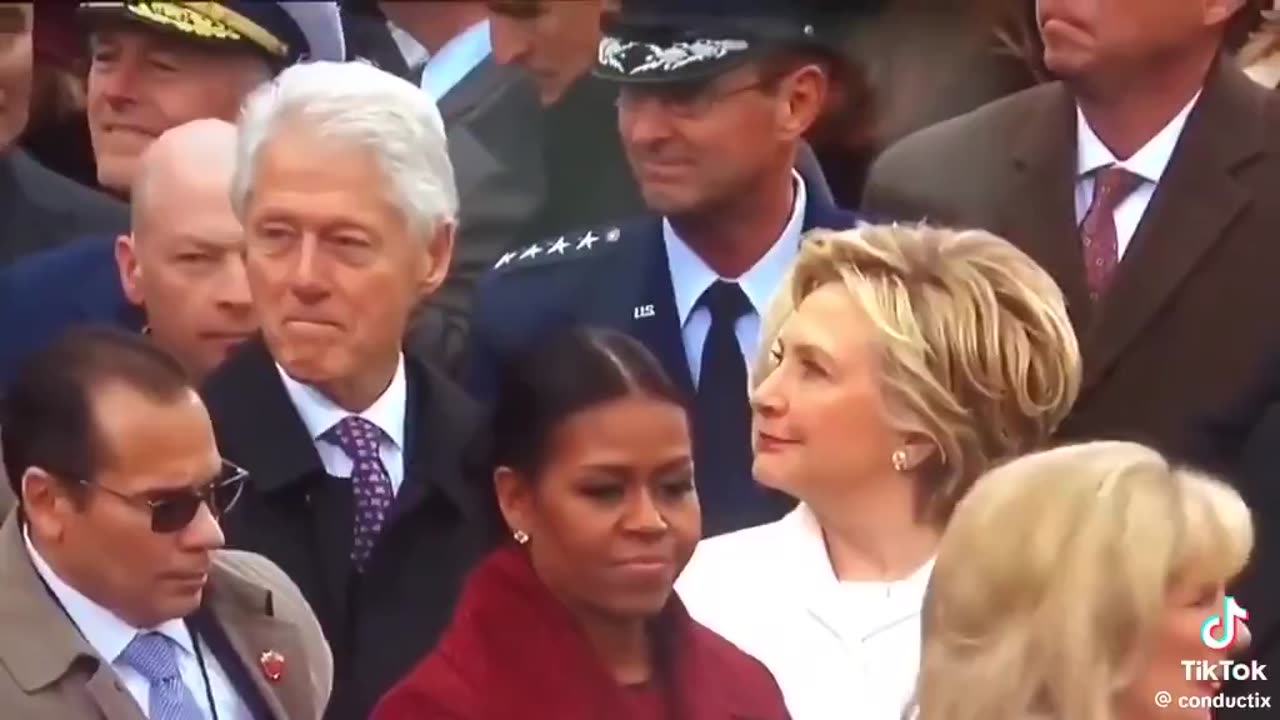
[0,514,145,720]
[204,556,317,720]
[203,339,353,618]
[1003,83,1095,331]
[1080,63,1264,393]
[436,57,505,125]
[596,218,697,399]
[382,354,485,534]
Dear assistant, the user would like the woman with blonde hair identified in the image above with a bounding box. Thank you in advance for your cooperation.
[676,224,1082,720]
[916,441,1254,720]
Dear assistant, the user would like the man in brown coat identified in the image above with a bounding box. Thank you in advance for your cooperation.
[0,328,332,719]
[861,1,1280,711]
[862,0,1280,460]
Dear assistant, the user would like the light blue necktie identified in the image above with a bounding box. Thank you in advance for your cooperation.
[118,632,205,720]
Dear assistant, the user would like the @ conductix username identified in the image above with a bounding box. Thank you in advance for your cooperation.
[1152,691,1271,710]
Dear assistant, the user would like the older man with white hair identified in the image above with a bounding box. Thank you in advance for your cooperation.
[200,60,499,720]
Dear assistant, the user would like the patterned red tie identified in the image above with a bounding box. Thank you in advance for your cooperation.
[326,416,393,572]
[1080,165,1144,300]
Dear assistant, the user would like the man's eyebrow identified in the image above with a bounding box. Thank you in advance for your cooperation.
[0,6,28,33]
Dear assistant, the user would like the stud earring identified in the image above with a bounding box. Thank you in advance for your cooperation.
[891,449,909,472]
[513,529,530,545]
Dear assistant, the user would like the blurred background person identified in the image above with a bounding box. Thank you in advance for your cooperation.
[862,0,1278,464]
[0,327,332,718]
[20,1,98,189]
[81,0,345,198]
[486,0,644,237]
[380,0,546,376]
[0,119,253,390]
[0,1,344,390]
[0,1,125,266]
[469,0,864,538]
[676,225,1081,720]
[914,441,1254,720]
[202,61,498,720]
[374,328,790,720]
[1238,1,1280,86]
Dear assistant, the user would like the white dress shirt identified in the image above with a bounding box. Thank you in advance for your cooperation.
[277,355,408,494]
[420,20,491,102]
[676,506,934,720]
[1074,92,1200,258]
[664,171,807,387]
[24,530,251,719]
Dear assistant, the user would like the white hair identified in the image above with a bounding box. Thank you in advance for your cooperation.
[231,61,458,240]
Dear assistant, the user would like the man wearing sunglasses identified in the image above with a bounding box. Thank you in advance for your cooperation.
[0,327,332,718]
[468,0,882,538]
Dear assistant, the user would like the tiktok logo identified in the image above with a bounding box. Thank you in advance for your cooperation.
[1202,595,1250,650]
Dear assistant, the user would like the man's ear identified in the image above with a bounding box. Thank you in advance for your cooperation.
[21,467,74,544]
[777,63,829,142]
[115,233,145,306]
[417,221,456,299]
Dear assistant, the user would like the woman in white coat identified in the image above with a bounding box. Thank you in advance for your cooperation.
[676,224,1082,720]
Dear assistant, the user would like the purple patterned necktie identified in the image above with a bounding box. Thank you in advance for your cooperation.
[325,416,394,571]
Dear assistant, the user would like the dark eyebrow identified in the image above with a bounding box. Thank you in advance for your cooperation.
[0,6,28,32]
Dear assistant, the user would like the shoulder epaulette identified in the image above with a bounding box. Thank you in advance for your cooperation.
[492,225,626,273]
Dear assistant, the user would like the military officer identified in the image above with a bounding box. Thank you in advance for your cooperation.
[468,0,874,537]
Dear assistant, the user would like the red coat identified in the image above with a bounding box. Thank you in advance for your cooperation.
[372,546,792,720]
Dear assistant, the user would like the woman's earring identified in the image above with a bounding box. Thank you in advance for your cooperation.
[891,449,909,472]
[513,529,530,545]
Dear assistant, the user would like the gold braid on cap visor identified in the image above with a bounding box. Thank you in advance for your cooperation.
[82,1,290,58]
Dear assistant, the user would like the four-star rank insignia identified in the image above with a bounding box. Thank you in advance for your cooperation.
[493,227,623,271]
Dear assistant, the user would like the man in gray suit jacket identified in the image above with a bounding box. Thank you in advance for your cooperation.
[382,1,547,375]
[0,327,332,719]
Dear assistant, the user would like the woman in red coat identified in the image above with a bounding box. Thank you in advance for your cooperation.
[373,328,791,720]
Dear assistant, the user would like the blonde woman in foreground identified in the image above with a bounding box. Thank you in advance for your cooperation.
[676,224,1081,720]
[914,441,1254,720]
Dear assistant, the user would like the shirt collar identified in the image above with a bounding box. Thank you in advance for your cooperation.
[276,354,407,451]
[23,528,194,663]
[664,170,807,326]
[420,20,492,100]
[1075,90,1201,183]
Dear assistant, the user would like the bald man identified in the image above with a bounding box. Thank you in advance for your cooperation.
[0,120,253,388]
[114,119,254,379]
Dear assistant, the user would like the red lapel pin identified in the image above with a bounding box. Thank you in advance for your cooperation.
[260,650,285,682]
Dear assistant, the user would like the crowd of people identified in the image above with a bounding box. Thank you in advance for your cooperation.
[0,0,1278,719]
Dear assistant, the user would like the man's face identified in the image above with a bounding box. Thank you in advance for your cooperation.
[0,3,32,151]
[1036,0,1236,82]
[242,126,452,409]
[28,384,227,629]
[118,168,255,381]
[87,26,269,193]
[618,62,823,218]
[488,0,602,105]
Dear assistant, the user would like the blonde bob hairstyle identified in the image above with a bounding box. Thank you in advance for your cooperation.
[754,224,1081,523]
[915,441,1254,720]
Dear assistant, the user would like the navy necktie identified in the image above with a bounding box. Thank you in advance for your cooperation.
[692,281,756,536]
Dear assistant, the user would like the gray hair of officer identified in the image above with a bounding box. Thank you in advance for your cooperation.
[230,60,459,240]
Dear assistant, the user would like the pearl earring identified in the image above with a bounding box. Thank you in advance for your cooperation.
[513,529,530,545]
[891,449,909,472]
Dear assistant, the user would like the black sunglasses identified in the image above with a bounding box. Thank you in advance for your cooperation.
[78,459,248,533]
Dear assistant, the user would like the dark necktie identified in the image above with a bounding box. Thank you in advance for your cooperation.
[1080,165,1144,300]
[325,416,393,571]
[692,281,756,535]
[118,632,204,720]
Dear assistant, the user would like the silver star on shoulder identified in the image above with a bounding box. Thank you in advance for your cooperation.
[494,251,518,269]
[546,236,570,254]
[605,228,621,243]
[519,243,543,260]
[577,231,599,250]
